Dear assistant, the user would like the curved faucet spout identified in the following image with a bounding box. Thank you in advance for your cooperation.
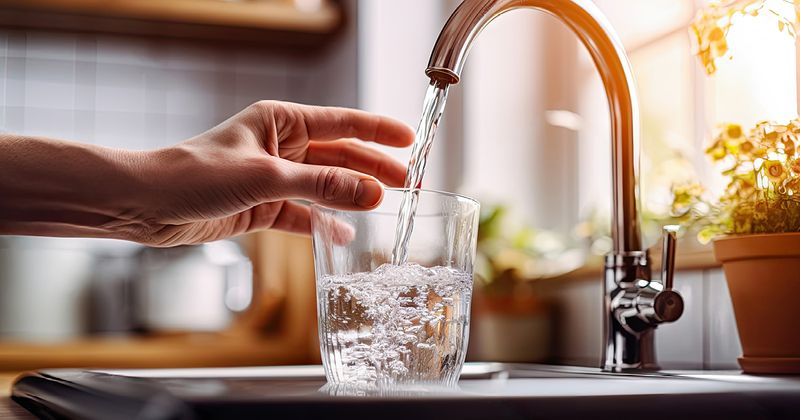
[426,0,684,372]
[426,0,641,254]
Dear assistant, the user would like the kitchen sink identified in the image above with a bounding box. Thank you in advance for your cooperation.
[12,363,800,419]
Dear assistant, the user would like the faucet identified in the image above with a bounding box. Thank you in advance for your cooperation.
[426,0,684,371]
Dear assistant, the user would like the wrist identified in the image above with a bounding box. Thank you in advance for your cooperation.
[0,136,156,241]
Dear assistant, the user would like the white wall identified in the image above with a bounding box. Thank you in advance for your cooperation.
[357,0,455,190]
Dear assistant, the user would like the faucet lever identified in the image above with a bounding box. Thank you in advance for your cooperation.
[653,225,683,323]
[660,225,678,290]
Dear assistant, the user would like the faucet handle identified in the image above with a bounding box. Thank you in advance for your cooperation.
[660,225,678,290]
[654,225,683,323]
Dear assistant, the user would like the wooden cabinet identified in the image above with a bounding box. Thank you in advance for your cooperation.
[0,0,341,44]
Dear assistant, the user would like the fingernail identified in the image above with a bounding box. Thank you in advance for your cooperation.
[355,179,383,207]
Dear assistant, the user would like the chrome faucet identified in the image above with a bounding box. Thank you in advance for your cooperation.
[426,0,684,371]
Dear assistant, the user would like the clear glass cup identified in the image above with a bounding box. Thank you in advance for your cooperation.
[311,188,480,387]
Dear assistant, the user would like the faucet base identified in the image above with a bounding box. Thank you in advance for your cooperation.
[603,328,659,372]
[603,251,656,371]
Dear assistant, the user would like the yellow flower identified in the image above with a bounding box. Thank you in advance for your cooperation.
[726,124,743,139]
[763,159,786,183]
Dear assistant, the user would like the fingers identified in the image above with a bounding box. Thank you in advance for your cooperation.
[155,202,314,245]
[236,200,355,246]
[271,159,384,210]
[305,139,407,187]
[287,102,415,147]
[249,200,355,245]
[263,201,310,234]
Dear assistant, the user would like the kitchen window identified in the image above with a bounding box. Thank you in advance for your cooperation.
[454,0,795,268]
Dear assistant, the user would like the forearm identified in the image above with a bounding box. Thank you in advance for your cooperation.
[0,134,152,240]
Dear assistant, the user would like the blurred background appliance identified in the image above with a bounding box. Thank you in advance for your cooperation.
[0,237,252,340]
[136,241,253,333]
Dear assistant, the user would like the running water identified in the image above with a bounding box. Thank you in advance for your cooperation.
[318,263,472,386]
[391,82,450,265]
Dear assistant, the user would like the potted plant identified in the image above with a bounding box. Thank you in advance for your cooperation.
[672,120,800,374]
[672,0,800,374]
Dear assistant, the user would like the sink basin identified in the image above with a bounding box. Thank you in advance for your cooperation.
[12,363,800,419]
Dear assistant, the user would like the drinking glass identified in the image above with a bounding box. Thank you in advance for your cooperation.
[311,188,479,387]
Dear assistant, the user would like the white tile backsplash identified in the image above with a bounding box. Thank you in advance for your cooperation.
[25,80,75,110]
[95,85,146,113]
[73,110,95,143]
[234,73,289,105]
[656,270,704,369]
[165,114,215,143]
[0,28,330,150]
[161,43,222,72]
[93,110,147,149]
[166,89,218,118]
[23,58,74,84]
[143,113,167,149]
[23,108,74,139]
[24,32,76,60]
[95,37,160,66]
[94,62,146,90]
[74,83,96,112]
[4,106,24,132]
[707,268,742,369]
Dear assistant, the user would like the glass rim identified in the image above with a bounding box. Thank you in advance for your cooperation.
[309,187,479,214]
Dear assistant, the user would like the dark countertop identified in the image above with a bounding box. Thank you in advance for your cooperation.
[9,364,800,419]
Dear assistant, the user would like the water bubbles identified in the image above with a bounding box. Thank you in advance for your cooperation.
[319,263,471,386]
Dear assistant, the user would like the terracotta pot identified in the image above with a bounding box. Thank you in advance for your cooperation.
[714,233,800,374]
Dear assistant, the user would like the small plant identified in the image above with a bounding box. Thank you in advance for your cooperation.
[475,205,584,291]
[672,120,800,242]
[690,0,798,75]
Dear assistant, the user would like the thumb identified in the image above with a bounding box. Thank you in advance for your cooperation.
[274,160,385,210]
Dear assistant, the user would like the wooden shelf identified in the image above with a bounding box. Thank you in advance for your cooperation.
[0,334,312,371]
[0,0,341,44]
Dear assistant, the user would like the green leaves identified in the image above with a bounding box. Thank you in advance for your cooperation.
[672,119,800,242]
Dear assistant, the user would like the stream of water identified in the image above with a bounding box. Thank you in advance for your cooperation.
[390,83,450,265]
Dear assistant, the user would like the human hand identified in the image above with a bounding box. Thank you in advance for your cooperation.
[126,101,413,246]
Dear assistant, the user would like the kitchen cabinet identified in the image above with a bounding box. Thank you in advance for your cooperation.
[0,0,341,44]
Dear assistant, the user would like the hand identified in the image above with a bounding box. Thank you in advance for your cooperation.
[132,101,414,246]
[0,101,414,246]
